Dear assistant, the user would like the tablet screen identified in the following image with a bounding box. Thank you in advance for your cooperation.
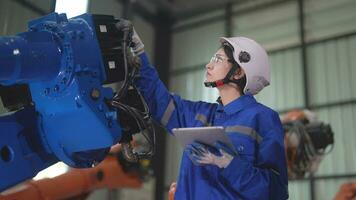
[172,126,235,151]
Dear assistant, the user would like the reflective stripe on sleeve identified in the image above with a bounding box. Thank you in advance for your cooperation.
[160,99,176,126]
[225,125,262,143]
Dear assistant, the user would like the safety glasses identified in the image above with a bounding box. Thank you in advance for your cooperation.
[210,54,229,64]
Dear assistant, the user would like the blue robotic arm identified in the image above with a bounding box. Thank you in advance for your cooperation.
[0,13,150,191]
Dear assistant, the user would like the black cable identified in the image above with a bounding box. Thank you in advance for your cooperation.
[111,95,156,159]
[285,120,334,178]
[110,20,156,161]
[113,40,130,100]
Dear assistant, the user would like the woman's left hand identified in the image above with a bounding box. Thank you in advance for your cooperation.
[185,141,237,168]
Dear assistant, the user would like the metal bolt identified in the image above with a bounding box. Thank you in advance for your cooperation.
[44,88,50,95]
[96,170,104,181]
[54,85,59,92]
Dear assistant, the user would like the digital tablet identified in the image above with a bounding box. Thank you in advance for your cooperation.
[172,126,235,151]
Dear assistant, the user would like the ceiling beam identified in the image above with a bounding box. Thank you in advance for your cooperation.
[117,0,159,25]
[13,0,49,15]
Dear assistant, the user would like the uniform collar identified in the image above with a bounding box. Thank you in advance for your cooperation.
[216,94,257,115]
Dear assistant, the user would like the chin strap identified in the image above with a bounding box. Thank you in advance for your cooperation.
[204,65,239,88]
[204,79,229,87]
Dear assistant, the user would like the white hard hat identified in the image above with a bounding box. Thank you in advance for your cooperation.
[220,36,270,95]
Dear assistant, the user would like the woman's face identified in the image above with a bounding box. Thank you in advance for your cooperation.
[205,48,233,83]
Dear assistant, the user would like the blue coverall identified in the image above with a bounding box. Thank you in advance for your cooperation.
[136,52,289,200]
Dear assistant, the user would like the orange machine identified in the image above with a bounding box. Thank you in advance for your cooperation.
[282,109,334,179]
[168,182,176,200]
[334,182,356,200]
[0,144,149,200]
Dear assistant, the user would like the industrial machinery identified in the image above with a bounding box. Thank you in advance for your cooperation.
[282,110,356,200]
[0,12,155,192]
[0,144,152,200]
[334,182,356,200]
[282,109,334,179]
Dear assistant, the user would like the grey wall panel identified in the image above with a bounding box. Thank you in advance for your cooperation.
[288,181,310,200]
[169,72,193,99]
[307,35,356,105]
[0,0,41,35]
[164,135,182,188]
[256,49,304,110]
[169,73,189,98]
[86,188,109,200]
[334,38,354,101]
[169,69,219,103]
[173,9,224,29]
[119,179,156,200]
[315,104,356,175]
[307,43,327,105]
[350,36,356,98]
[201,82,220,103]
[305,0,356,42]
[232,0,292,13]
[26,0,52,12]
[232,1,299,51]
[192,69,219,103]
[171,21,225,70]
[88,0,123,18]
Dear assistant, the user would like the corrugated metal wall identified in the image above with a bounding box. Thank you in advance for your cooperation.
[256,49,304,111]
[305,0,356,198]
[305,0,356,41]
[171,14,225,71]
[167,0,356,199]
[232,1,300,50]
[88,0,123,18]
[307,37,356,105]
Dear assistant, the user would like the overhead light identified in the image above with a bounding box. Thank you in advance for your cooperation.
[55,0,88,18]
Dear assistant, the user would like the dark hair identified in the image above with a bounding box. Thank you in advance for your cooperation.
[220,43,247,94]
